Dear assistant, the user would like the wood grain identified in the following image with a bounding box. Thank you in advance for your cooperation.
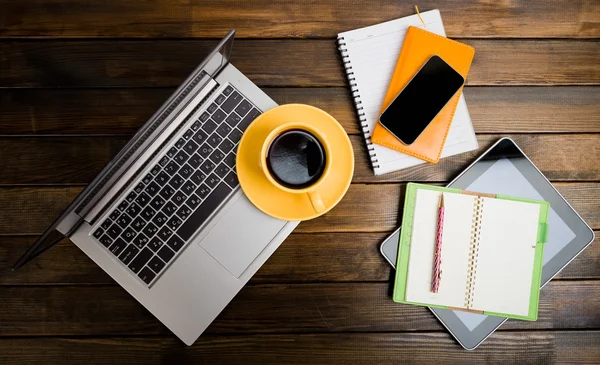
[0,0,598,38]
[2,233,597,285]
[0,331,598,364]
[1,40,598,88]
[2,87,599,135]
[0,183,597,235]
[0,134,598,185]
[0,282,597,336]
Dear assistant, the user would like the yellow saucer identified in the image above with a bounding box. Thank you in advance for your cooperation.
[236,104,354,221]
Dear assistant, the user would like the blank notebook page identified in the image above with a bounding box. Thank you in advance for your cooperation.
[337,10,478,174]
[405,191,541,315]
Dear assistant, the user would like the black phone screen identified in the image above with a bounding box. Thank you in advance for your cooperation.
[379,55,464,145]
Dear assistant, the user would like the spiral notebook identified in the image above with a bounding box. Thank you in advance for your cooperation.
[393,184,550,321]
[337,10,478,175]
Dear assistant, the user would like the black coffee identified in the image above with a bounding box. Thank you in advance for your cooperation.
[267,129,326,189]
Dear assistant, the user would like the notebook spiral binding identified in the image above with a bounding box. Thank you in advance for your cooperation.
[337,36,380,171]
[465,197,484,308]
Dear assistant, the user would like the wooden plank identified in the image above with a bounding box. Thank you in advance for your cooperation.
[1,232,598,285]
[0,183,597,235]
[0,134,598,185]
[0,282,597,336]
[2,87,599,135]
[0,0,598,38]
[1,40,598,88]
[0,331,599,364]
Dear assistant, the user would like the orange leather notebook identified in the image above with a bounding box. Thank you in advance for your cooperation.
[371,26,475,163]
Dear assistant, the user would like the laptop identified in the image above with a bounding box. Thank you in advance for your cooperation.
[13,30,299,345]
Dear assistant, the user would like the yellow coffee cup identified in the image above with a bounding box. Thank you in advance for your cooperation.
[259,122,332,213]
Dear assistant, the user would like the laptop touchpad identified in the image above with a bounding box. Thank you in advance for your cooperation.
[200,195,287,278]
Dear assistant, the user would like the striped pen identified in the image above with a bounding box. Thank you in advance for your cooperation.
[432,194,444,293]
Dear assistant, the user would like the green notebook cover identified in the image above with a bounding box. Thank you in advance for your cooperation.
[392,183,549,321]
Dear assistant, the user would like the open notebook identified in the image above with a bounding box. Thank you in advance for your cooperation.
[393,184,549,320]
[337,10,478,175]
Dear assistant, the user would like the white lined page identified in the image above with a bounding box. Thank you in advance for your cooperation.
[338,10,478,175]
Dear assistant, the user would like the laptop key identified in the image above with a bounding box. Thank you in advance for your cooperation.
[126,203,141,217]
[109,238,127,256]
[235,100,252,117]
[207,103,218,113]
[158,246,175,262]
[209,149,225,164]
[177,183,233,241]
[118,244,139,265]
[200,160,216,174]
[138,267,156,285]
[129,248,153,274]
[196,184,211,199]
[190,120,201,132]
[164,161,179,175]
[142,222,159,238]
[221,91,242,114]
[155,171,169,186]
[169,174,185,189]
[175,138,186,149]
[121,228,136,243]
[150,164,161,176]
[183,140,199,155]
[158,226,172,241]
[186,194,201,209]
[172,191,187,206]
[117,200,129,212]
[107,224,123,239]
[193,130,208,145]
[199,112,210,122]
[132,233,150,249]
[140,206,156,220]
[225,113,241,127]
[145,181,160,196]
[204,120,217,134]
[174,150,189,165]
[208,134,222,148]
[148,237,163,252]
[215,163,229,178]
[131,217,147,231]
[167,147,178,158]
[99,234,113,248]
[159,185,176,200]
[150,196,166,210]
[116,214,132,228]
[219,138,235,153]
[109,209,120,220]
[224,153,236,168]
[125,191,137,203]
[188,153,202,168]
[148,256,166,273]
[216,123,232,137]
[167,235,185,252]
[225,171,239,188]
[158,156,170,167]
[93,228,104,239]
[190,170,206,185]
[163,201,177,216]
[212,109,226,123]
[167,216,183,230]
[152,212,168,227]
[178,164,193,179]
[215,93,227,105]
[181,180,196,195]
[177,205,192,220]
[223,85,234,96]
[135,192,151,207]
[134,182,145,194]
[101,218,113,230]
[198,143,213,158]
[239,108,260,131]
[183,129,194,140]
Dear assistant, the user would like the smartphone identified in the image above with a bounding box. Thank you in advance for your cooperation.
[379,55,465,145]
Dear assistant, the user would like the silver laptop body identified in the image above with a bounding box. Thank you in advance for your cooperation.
[16,30,298,345]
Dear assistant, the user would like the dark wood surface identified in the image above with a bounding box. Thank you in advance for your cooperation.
[0,1,598,363]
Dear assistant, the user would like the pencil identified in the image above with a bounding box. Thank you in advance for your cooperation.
[432,194,444,293]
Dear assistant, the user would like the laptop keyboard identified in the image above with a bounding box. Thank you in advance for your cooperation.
[92,85,261,285]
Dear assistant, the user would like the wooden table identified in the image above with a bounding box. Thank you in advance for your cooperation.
[0,1,599,363]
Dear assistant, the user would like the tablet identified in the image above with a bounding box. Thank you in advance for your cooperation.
[380,137,594,350]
